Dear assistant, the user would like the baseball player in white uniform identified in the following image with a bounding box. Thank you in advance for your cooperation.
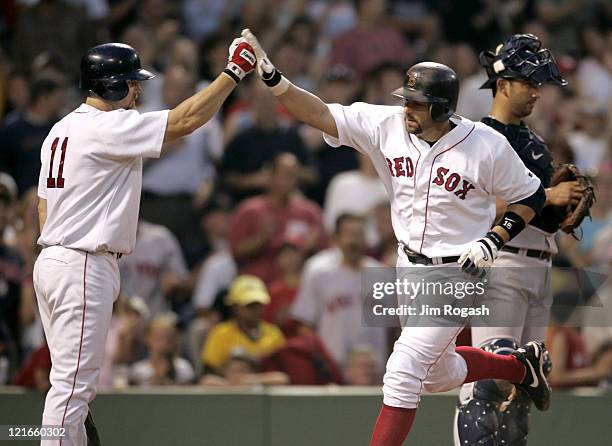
[242,29,553,445]
[291,214,388,368]
[454,34,575,446]
[33,40,256,445]
[119,221,189,317]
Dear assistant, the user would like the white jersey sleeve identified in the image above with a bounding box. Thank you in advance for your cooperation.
[323,102,396,156]
[484,128,541,203]
[94,109,168,159]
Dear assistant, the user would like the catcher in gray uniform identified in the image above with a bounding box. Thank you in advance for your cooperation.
[454,34,593,446]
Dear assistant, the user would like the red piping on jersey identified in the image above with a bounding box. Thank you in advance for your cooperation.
[408,135,422,190]
[60,252,88,445]
[418,124,475,253]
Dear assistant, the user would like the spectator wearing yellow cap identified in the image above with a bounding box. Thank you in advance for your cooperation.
[201,275,285,373]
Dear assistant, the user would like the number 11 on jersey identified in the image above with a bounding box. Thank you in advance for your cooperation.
[47,137,68,188]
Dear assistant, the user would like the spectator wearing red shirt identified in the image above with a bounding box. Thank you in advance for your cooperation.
[547,325,612,388]
[13,344,51,391]
[229,153,326,284]
[263,237,305,330]
[329,0,413,76]
[546,295,612,388]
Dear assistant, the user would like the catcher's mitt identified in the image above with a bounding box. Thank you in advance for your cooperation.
[548,164,596,238]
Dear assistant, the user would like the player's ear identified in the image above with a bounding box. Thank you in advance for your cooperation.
[496,78,509,97]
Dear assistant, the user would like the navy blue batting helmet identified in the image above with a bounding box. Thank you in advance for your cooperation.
[479,34,567,89]
[79,43,154,101]
[391,62,459,122]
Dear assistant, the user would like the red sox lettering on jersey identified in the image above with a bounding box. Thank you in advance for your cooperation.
[386,157,476,200]
[323,102,540,257]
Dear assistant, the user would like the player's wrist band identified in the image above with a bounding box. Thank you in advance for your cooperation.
[484,231,504,250]
[224,63,246,84]
[495,211,526,241]
[223,68,240,84]
[262,68,290,96]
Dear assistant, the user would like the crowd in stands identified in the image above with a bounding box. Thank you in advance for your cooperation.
[1,0,611,390]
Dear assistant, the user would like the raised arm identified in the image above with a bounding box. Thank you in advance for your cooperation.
[164,39,256,143]
[241,29,338,138]
[164,75,237,143]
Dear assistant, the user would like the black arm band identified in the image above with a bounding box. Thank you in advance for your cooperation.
[223,68,240,84]
[495,211,527,241]
[262,68,282,87]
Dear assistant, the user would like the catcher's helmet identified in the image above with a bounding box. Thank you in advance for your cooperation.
[391,62,459,122]
[79,43,154,101]
[479,34,567,89]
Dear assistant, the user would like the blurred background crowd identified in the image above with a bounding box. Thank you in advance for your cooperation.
[0,0,611,392]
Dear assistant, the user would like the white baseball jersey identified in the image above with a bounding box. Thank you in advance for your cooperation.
[119,221,189,316]
[323,103,541,256]
[291,247,388,367]
[37,103,169,254]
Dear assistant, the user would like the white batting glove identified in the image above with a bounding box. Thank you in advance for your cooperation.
[458,232,504,278]
[241,28,291,95]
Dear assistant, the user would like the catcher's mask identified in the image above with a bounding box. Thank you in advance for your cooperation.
[479,34,567,89]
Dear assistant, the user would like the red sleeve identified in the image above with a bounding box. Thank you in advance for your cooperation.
[13,345,51,388]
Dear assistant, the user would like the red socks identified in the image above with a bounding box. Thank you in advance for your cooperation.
[456,346,526,383]
[370,404,416,446]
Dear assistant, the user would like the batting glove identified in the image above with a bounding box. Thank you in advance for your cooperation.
[241,28,291,95]
[458,232,504,277]
[224,38,256,84]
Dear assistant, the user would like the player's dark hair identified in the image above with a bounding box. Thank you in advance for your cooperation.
[335,213,364,235]
[30,76,63,104]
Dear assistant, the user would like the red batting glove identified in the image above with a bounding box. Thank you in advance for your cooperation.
[224,39,256,84]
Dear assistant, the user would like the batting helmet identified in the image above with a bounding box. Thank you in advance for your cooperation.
[479,34,567,89]
[391,62,459,122]
[79,43,154,101]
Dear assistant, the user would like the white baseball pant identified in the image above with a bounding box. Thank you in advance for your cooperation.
[471,251,552,348]
[34,246,119,446]
[382,253,470,409]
